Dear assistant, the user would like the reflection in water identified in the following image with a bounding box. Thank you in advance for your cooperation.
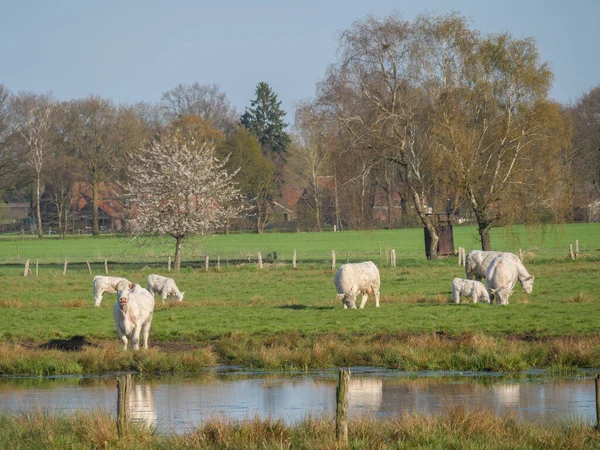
[130,384,157,429]
[0,371,596,434]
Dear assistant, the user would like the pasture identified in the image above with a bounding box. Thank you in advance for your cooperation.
[0,223,599,374]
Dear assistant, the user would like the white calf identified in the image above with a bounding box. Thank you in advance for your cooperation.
[485,256,534,305]
[465,251,521,281]
[92,275,129,307]
[113,280,155,350]
[146,274,184,305]
[334,261,380,309]
[451,278,490,304]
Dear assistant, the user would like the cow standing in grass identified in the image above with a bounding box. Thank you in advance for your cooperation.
[451,278,490,304]
[486,256,534,305]
[114,280,155,350]
[465,251,521,281]
[334,261,381,309]
[146,274,184,305]
[92,275,129,307]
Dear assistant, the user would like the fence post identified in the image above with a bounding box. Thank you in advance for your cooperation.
[63,260,68,275]
[86,261,92,275]
[347,251,350,264]
[217,255,221,271]
[36,259,39,277]
[258,252,263,269]
[205,255,209,272]
[392,249,397,268]
[168,256,171,272]
[331,250,336,270]
[457,247,462,266]
[116,374,131,438]
[104,258,108,274]
[576,240,579,259]
[292,249,297,269]
[17,245,20,261]
[519,248,523,261]
[596,374,600,430]
[23,259,30,277]
[336,368,350,449]
[569,244,575,260]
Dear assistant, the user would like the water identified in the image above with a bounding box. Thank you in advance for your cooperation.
[0,369,595,433]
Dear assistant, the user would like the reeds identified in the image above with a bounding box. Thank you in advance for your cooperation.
[0,407,597,449]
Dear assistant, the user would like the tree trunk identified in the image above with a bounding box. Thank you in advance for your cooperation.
[36,173,43,238]
[478,225,492,251]
[256,204,263,234]
[92,180,100,236]
[334,168,342,232]
[174,236,184,273]
[386,189,395,229]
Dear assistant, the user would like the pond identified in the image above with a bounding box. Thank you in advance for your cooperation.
[0,369,596,433]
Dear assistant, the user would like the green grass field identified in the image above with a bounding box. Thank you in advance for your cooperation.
[0,223,599,374]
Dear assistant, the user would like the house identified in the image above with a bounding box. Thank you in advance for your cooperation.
[71,182,125,232]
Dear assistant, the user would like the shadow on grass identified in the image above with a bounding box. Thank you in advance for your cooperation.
[278,305,334,311]
[39,335,97,352]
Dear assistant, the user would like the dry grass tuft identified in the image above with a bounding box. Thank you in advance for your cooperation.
[61,299,84,308]
[0,299,22,308]
[563,292,593,303]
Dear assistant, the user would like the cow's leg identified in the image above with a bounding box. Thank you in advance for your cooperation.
[161,290,167,306]
[132,325,142,350]
[472,293,478,304]
[94,295,102,308]
[452,285,460,304]
[119,334,128,350]
[343,303,348,309]
[142,319,152,350]
[374,289,380,307]
[359,293,368,309]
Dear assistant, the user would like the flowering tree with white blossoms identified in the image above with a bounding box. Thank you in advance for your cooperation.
[124,132,243,272]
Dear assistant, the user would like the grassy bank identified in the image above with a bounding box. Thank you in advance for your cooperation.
[2,332,600,375]
[0,407,598,449]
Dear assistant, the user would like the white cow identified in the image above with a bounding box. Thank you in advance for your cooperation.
[451,278,490,304]
[146,274,184,305]
[485,256,534,305]
[465,250,521,281]
[113,280,155,350]
[334,261,380,309]
[92,275,129,307]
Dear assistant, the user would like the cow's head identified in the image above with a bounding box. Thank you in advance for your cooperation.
[337,293,357,309]
[520,275,534,294]
[178,291,185,302]
[116,280,136,306]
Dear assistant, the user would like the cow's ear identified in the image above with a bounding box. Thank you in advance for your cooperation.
[129,283,135,290]
[111,284,117,290]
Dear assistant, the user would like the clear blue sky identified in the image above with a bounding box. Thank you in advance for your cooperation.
[1,0,598,118]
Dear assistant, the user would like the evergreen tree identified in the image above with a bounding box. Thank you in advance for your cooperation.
[240,82,290,157]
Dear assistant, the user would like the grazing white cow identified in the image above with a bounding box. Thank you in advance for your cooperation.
[485,256,534,305]
[451,278,490,304]
[146,274,184,305]
[334,261,380,309]
[465,250,521,281]
[113,280,155,350]
[92,275,129,307]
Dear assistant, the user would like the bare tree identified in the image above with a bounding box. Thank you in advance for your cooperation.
[0,84,22,193]
[11,92,55,238]
[123,132,244,271]
[45,149,81,238]
[161,83,238,134]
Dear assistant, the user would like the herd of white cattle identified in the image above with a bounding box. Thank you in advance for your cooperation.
[93,250,533,350]
[334,250,534,309]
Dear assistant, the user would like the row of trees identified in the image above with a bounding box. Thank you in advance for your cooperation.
[0,12,599,261]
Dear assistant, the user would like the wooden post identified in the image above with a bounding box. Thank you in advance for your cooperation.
[86,260,92,275]
[457,247,462,266]
[292,249,297,269]
[336,368,350,449]
[16,245,20,261]
[217,255,221,271]
[331,250,336,270]
[576,240,579,259]
[104,258,108,274]
[391,249,396,268]
[168,256,172,272]
[595,374,600,430]
[23,259,30,277]
[569,244,575,260]
[258,252,263,269]
[35,259,39,277]
[205,255,209,272]
[519,248,523,261]
[116,374,131,438]
[378,242,382,255]
[347,251,350,264]
[63,260,68,275]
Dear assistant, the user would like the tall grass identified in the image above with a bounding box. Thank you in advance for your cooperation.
[0,407,598,449]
